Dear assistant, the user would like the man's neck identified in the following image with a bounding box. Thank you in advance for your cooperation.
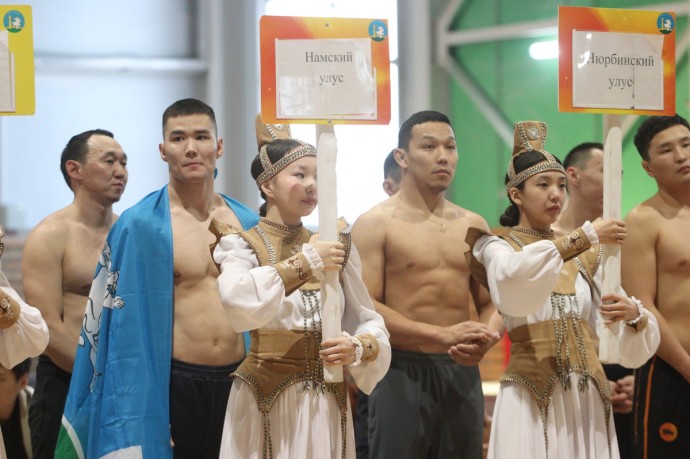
[72,194,115,229]
[556,196,600,233]
[398,183,446,215]
[656,183,690,208]
[168,179,218,220]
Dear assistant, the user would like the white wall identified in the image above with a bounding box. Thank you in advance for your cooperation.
[0,0,202,231]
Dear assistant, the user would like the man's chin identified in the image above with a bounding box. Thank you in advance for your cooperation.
[427,183,450,194]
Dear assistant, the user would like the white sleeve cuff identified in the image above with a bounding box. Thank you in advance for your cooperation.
[582,220,599,245]
[301,243,324,273]
[343,331,363,367]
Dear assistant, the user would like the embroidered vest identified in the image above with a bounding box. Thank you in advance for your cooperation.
[209,218,352,459]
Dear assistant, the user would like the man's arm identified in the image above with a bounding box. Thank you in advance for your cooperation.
[621,209,690,383]
[22,224,77,372]
[472,277,504,340]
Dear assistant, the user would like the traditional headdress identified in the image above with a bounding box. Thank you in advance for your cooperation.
[254,114,316,187]
[505,120,564,191]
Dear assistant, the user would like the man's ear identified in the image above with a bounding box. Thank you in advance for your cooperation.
[159,143,168,162]
[65,159,81,184]
[382,179,395,197]
[394,148,407,168]
[565,166,579,186]
[641,160,654,177]
[216,137,224,159]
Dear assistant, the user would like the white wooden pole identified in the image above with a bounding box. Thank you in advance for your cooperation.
[316,123,343,383]
[599,113,622,363]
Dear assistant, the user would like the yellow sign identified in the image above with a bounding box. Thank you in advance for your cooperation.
[559,6,675,115]
[0,5,34,116]
[260,16,391,125]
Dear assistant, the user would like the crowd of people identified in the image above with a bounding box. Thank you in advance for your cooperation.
[0,100,688,459]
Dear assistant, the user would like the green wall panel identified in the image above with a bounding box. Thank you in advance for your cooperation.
[443,0,688,226]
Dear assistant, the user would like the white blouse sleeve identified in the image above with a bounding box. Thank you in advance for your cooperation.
[592,273,660,369]
[213,234,322,332]
[340,244,391,395]
[609,309,660,368]
[0,286,49,369]
[473,234,566,317]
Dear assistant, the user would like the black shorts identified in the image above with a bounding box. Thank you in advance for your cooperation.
[169,358,240,459]
[28,356,71,459]
[368,349,483,459]
[633,356,690,459]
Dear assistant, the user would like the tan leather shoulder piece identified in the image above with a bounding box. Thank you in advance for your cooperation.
[208,218,243,271]
[337,217,352,267]
[464,227,492,290]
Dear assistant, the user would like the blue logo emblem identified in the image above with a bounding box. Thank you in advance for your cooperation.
[369,20,387,42]
[3,10,25,33]
[658,13,674,34]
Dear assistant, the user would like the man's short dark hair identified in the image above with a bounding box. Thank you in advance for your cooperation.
[563,142,603,170]
[398,110,452,151]
[633,114,690,160]
[60,129,114,190]
[162,98,217,136]
[11,359,31,380]
[383,149,402,182]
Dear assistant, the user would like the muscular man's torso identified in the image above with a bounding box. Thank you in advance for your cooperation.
[170,198,245,365]
[651,201,690,352]
[380,198,477,353]
[24,209,113,372]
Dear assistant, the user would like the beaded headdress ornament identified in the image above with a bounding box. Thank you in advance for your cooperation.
[254,113,316,187]
[505,120,565,191]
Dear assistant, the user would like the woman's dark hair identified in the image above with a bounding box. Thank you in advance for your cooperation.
[499,150,563,227]
[251,139,305,216]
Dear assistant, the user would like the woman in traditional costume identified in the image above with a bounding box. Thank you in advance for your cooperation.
[211,118,390,459]
[0,223,49,368]
[466,121,660,459]
[0,224,49,458]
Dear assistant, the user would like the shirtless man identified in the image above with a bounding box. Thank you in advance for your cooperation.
[22,129,127,458]
[162,98,258,458]
[57,99,258,458]
[352,110,501,459]
[552,142,604,237]
[382,148,402,197]
[623,114,690,458]
[354,148,403,459]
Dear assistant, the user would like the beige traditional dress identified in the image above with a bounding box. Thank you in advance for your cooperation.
[467,223,660,459]
[212,219,390,459]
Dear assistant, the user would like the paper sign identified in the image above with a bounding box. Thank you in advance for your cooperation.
[260,16,391,125]
[275,38,376,120]
[0,30,15,112]
[572,31,664,110]
[559,6,675,115]
[0,6,34,116]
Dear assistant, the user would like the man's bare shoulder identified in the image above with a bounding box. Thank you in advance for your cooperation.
[446,201,491,231]
[25,206,78,246]
[625,195,667,227]
[354,196,397,227]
